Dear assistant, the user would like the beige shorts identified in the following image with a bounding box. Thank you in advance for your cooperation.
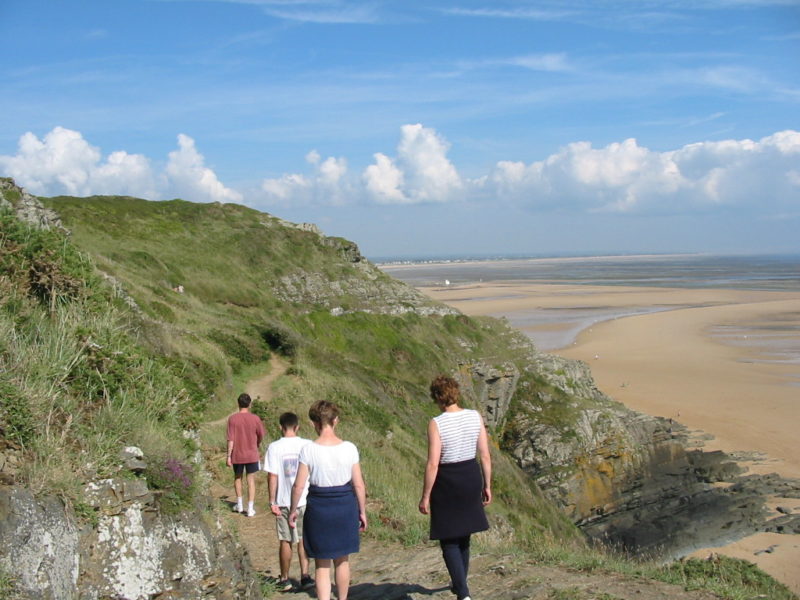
[276,505,305,543]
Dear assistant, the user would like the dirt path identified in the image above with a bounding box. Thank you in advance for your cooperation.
[202,357,288,575]
[202,358,728,600]
[261,538,723,600]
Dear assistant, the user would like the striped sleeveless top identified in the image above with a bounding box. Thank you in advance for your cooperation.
[433,409,482,464]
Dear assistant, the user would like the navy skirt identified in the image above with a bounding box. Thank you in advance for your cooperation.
[430,459,489,540]
[302,482,360,559]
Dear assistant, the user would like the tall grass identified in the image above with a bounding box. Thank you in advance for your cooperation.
[1,209,199,507]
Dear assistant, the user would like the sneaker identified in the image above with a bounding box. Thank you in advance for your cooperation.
[277,579,294,592]
[300,574,315,589]
[247,507,256,517]
[233,502,243,513]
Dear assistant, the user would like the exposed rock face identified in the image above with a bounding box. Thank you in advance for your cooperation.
[0,177,64,231]
[0,487,81,598]
[273,263,458,317]
[499,348,784,557]
[270,216,323,236]
[0,480,260,600]
[458,361,520,429]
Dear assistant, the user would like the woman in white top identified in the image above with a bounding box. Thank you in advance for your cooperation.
[289,400,367,600]
[419,375,491,600]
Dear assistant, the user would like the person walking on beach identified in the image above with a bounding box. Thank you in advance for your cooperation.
[226,393,266,517]
[288,400,367,600]
[265,412,314,592]
[419,375,492,600]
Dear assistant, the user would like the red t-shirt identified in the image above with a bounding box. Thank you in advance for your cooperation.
[227,411,266,464]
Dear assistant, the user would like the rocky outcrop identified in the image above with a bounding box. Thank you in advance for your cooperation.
[457,361,520,429]
[269,216,322,236]
[273,267,458,317]
[0,479,260,600]
[0,444,259,599]
[499,348,789,558]
[0,178,64,231]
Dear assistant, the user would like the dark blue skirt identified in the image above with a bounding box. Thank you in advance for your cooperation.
[302,482,360,559]
[430,459,489,540]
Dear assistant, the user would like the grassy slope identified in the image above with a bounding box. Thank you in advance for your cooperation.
[41,194,579,547]
[6,192,791,600]
[0,207,198,510]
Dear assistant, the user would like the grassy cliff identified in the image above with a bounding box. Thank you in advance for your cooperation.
[31,192,579,546]
[2,183,795,600]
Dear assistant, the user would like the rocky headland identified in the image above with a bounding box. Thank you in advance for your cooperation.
[469,348,800,560]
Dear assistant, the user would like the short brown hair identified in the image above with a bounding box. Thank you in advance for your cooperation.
[279,412,299,430]
[309,400,339,427]
[237,393,252,408]
[430,375,460,407]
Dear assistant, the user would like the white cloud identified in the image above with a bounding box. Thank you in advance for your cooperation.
[443,7,575,21]
[363,153,406,203]
[457,53,573,74]
[263,124,463,206]
[261,149,350,205]
[0,127,241,203]
[363,124,463,204]
[166,134,242,203]
[485,130,800,214]
[511,53,572,72]
[3,125,797,220]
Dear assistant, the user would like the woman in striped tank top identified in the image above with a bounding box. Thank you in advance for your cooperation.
[419,375,492,600]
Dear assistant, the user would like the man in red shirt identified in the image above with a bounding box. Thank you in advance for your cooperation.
[227,393,266,517]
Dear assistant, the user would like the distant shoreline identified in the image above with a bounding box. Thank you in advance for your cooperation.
[377,252,706,267]
[381,253,800,293]
[376,251,800,267]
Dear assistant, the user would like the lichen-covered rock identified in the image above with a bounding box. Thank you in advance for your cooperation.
[0,483,261,600]
[0,178,64,231]
[0,486,82,599]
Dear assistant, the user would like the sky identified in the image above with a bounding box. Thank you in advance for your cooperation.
[1,0,799,259]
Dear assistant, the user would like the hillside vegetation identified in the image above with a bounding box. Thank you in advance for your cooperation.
[1,181,794,600]
[35,192,578,546]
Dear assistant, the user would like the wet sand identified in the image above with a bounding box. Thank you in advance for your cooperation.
[418,281,800,593]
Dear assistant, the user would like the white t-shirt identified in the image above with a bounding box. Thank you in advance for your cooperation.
[299,441,360,487]
[265,436,311,507]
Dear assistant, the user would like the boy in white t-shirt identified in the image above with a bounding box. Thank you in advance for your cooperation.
[265,412,314,592]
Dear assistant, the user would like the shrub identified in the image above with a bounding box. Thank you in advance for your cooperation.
[208,329,268,365]
[259,322,300,357]
[145,454,198,513]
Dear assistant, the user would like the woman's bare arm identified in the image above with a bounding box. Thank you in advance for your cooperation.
[477,417,492,506]
[419,419,442,514]
[288,462,309,527]
[351,462,368,531]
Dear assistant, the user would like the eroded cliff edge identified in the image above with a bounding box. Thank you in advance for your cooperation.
[464,349,800,557]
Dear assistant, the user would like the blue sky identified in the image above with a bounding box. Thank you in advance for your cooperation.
[1,0,799,259]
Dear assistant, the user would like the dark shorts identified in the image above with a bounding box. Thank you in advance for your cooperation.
[232,462,260,476]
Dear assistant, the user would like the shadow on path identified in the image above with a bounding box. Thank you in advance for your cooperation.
[349,582,449,599]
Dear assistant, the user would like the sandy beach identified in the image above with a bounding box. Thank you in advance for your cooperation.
[417,281,800,593]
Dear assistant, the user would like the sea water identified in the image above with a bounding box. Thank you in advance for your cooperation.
[381,253,800,361]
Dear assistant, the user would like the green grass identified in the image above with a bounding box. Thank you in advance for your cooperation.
[0,191,788,600]
[528,541,798,600]
[0,563,16,600]
[0,208,201,503]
